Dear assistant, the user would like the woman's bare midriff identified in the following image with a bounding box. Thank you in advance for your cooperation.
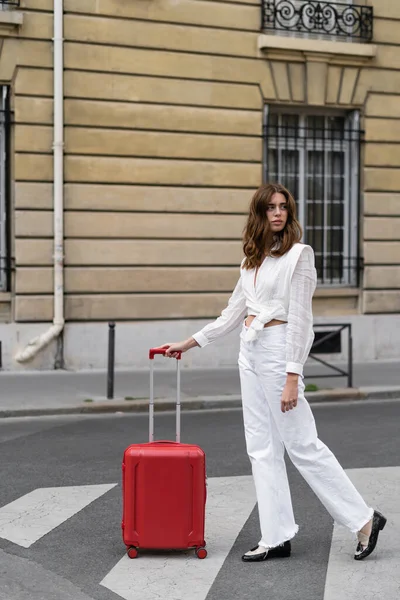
[245,315,287,328]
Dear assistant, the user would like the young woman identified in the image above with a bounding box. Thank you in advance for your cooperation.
[161,183,386,562]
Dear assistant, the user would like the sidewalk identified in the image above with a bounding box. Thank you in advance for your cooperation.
[0,359,400,418]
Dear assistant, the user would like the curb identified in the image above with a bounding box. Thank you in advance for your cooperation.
[1,387,400,418]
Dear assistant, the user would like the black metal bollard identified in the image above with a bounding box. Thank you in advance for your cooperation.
[107,322,116,399]
[348,325,353,389]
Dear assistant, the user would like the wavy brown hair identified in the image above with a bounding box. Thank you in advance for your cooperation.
[242,183,302,270]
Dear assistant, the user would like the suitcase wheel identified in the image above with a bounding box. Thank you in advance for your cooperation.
[127,546,138,559]
[196,547,207,559]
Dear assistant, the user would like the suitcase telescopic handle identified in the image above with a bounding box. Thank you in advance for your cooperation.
[149,347,182,360]
[148,348,181,444]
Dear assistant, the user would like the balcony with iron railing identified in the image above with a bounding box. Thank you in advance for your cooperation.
[0,0,23,32]
[262,1,373,42]
[0,0,20,8]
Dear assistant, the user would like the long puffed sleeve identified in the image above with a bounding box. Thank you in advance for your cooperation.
[191,274,247,347]
[286,247,317,376]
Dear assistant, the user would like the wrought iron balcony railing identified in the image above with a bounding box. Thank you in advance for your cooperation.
[0,0,20,8]
[262,1,373,42]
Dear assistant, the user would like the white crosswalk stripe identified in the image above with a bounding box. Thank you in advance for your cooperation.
[324,466,400,600]
[0,469,398,600]
[0,483,117,548]
[100,476,256,600]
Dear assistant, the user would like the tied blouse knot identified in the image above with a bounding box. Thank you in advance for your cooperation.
[192,243,318,376]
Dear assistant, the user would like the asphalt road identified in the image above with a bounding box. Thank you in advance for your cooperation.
[0,399,398,600]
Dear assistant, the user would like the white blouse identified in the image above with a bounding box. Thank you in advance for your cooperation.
[192,244,317,376]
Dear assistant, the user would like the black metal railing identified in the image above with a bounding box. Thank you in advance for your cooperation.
[0,256,11,293]
[0,0,20,7]
[264,113,362,286]
[262,1,373,42]
[309,323,353,388]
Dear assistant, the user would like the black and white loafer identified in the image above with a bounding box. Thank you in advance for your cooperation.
[354,510,387,561]
[241,540,291,562]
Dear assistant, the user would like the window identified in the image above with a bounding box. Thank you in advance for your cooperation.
[264,109,361,286]
[0,85,11,292]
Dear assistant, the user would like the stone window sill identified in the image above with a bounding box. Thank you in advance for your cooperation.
[258,34,377,63]
[0,10,23,34]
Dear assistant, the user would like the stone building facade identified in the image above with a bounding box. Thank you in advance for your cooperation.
[0,0,399,370]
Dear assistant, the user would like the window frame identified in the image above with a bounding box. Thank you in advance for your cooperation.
[263,105,362,287]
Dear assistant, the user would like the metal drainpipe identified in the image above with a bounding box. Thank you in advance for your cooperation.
[15,0,65,364]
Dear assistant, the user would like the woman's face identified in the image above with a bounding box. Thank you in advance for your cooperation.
[266,192,288,232]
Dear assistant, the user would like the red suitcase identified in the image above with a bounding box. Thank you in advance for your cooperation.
[122,347,207,559]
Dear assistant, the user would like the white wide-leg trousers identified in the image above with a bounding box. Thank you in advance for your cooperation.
[238,323,373,549]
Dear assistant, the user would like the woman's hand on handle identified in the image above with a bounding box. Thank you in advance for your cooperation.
[281,373,299,413]
[161,337,199,359]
